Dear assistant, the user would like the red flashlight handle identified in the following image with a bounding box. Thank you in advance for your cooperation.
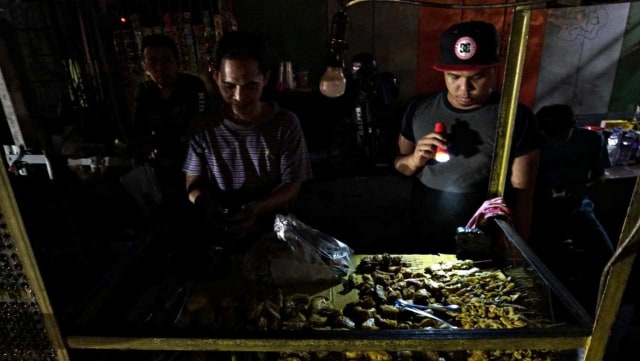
[433,122,449,162]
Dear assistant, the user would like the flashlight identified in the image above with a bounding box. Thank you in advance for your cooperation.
[434,122,450,163]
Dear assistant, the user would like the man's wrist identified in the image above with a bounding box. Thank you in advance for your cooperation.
[193,191,213,209]
[408,153,424,170]
[246,200,266,218]
[193,193,205,206]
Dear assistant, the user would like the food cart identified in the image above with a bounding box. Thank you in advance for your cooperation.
[0,1,638,361]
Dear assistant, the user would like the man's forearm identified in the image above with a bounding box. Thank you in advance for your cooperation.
[510,150,539,241]
[250,182,301,216]
[512,192,533,241]
[394,154,421,176]
[186,174,207,204]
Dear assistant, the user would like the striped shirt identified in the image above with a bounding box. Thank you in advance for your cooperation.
[183,106,312,200]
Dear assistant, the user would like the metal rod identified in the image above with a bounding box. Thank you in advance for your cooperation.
[584,176,640,361]
[346,0,639,10]
[346,0,550,10]
[66,333,590,352]
[494,219,594,329]
[0,37,26,147]
[0,146,69,360]
[488,9,531,198]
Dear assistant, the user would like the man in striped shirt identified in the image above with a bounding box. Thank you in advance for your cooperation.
[183,31,312,243]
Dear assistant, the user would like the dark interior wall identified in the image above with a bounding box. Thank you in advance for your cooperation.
[534,3,637,118]
[4,0,640,152]
[232,1,418,103]
[328,0,418,104]
[609,2,640,113]
[2,0,131,152]
[233,0,328,87]
[0,0,68,149]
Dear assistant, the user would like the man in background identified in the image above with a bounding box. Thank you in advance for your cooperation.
[121,33,212,287]
[126,33,210,221]
[531,103,613,315]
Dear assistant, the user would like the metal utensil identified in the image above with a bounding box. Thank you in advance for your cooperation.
[394,300,458,329]
[401,305,458,329]
[395,298,461,313]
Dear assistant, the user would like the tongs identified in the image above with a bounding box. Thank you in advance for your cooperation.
[395,299,461,313]
[394,299,458,329]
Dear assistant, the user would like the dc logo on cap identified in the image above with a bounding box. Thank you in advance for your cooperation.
[454,36,477,60]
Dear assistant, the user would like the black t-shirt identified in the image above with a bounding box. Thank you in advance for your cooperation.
[131,73,209,167]
[400,91,539,194]
[535,127,610,209]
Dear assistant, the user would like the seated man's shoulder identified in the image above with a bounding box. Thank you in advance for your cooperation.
[135,79,158,96]
[270,107,301,125]
[573,126,600,138]
[274,106,297,118]
[511,103,535,127]
[515,101,534,116]
[572,127,605,145]
[177,73,207,87]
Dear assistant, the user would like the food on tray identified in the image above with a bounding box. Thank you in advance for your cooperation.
[179,254,559,360]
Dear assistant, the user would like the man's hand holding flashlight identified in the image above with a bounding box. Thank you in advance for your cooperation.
[413,132,447,165]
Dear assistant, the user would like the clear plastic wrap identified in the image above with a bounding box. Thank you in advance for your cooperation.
[242,214,353,286]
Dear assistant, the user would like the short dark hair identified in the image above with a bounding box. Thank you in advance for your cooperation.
[141,34,179,60]
[212,31,270,74]
[536,104,576,137]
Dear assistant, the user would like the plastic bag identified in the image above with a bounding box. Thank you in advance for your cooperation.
[465,197,511,229]
[455,197,511,260]
[242,214,353,286]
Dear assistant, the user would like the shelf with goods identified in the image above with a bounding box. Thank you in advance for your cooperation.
[111,0,238,83]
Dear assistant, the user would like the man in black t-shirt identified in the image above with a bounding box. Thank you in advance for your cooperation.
[531,104,613,315]
[124,34,213,280]
[394,21,540,253]
[131,34,209,174]
[126,34,210,218]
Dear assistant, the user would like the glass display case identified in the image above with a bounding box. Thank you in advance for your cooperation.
[1,2,639,361]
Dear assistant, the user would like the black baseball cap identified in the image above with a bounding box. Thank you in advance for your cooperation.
[433,21,500,72]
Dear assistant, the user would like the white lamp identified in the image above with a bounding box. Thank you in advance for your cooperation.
[320,55,346,98]
[320,8,349,98]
